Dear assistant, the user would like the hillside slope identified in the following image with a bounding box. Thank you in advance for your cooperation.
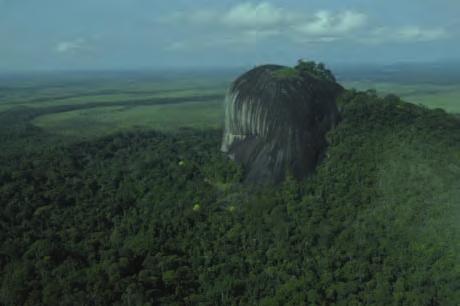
[0,90,459,305]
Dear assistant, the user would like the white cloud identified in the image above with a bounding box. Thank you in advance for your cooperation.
[395,26,448,42]
[164,28,281,52]
[161,2,286,28]
[162,10,218,25]
[55,38,89,54]
[337,11,368,33]
[367,26,448,43]
[161,2,448,49]
[222,2,284,28]
[210,29,282,47]
[293,10,367,36]
[162,3,367,45]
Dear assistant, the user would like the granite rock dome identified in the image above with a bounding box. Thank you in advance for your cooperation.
[221,63,343,183]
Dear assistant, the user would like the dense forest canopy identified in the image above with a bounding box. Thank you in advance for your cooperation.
[273,60,336,83]
[295,60,337,83]
[0,83,459,305]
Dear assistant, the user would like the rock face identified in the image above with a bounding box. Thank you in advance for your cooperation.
[221,64,342,183]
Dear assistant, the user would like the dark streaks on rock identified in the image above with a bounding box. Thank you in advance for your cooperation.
[222,64,342,183]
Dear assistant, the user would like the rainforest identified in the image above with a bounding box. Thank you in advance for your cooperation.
[1,64,459,305]
[2,1,460,305]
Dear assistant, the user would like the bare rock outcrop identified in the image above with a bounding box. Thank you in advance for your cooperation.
[221,63,342,183]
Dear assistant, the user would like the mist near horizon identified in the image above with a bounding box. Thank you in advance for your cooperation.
[1,0,460,72]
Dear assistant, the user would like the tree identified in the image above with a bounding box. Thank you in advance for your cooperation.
[295,59,336,82]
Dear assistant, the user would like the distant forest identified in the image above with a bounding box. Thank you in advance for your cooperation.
[1,90,459,305]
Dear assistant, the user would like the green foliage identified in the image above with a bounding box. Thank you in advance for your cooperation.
[342,81,460,113]
[272,60,337,83]
[0,88,459,305]
[295,59,336,82]
[272,67,301,80]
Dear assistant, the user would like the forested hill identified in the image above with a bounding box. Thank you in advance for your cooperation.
[1,90,459,305]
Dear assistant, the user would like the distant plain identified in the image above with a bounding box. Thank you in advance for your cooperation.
[1,64,458,140]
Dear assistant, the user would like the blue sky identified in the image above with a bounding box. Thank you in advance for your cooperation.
[1,0,459,71]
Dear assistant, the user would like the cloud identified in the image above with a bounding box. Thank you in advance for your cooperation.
[55,38,90,54]
[162,2,367,45]
[222,2,285,28]
[294,10,367,36]
[394,26,448,42]
[161,2,449,50]
[208,28,282,47]
[367,26,449,43]
[160,2,286,28]
[162,9,218,25]
[164,28,281,52]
